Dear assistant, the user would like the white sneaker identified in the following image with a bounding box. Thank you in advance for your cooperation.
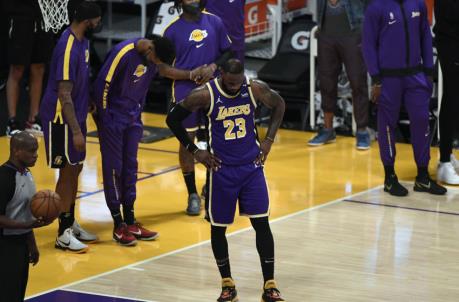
[437,162,459,185]
[55,228,89,253]
[72,220,98,243]
[450,154,459,171]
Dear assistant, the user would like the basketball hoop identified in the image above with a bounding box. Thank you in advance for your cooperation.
[38,0,70,33]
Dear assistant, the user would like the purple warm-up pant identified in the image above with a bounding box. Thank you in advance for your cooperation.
[98,110,143,211]
[378,73,432,168]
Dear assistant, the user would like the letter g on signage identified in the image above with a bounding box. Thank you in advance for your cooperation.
[291,31,310,51]
[248,5,258,25]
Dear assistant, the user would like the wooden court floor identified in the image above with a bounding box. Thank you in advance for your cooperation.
[1,113,458,301]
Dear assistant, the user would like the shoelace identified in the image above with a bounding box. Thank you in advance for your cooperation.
[219,287,234,299]
[265,288,282,298]
[121,225,132,237]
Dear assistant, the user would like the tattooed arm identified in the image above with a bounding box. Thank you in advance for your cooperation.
[57,81,85,152]
[249,79,285,164]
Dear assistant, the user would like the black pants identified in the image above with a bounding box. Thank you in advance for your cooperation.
[437,38,459,162]
[318,33,369,129]
[0,236,29,302]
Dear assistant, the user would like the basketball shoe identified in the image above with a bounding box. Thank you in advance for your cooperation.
[113,223,137,246]
[25,116,43,136]
[127,222,159,241]
[55,228,89,253]
[261,280,285,302]
[72,220,98,243]
[217,278,238,302]
[414,176,447,195]
[186,193,201,216]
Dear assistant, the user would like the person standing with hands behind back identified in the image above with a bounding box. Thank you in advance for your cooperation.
[0,132,49,302]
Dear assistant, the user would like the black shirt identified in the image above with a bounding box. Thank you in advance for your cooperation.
[434,0,459,42]
[2,0,42,19]
[0,163,17,216]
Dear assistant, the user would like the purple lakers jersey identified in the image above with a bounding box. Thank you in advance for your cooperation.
[206,77,259,165]
[205,0,245,52]
[93,38,157,118]
[162,12,232,102]
[40,28,90,124]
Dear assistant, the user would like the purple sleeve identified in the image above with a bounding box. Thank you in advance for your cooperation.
[419,0,434,75]
[362,3,381,82]
[94,51,128,109]
[215,15,232,52]
[55,47,78,82]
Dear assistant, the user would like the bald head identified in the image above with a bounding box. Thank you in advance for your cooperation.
[11,131,37,152]
[221,58,244,75]
[10,132,39,168]
[220,58,245,95]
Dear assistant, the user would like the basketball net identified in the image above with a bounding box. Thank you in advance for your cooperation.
[38,0,70,33]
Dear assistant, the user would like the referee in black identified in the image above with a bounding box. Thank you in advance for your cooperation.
[0,132,48,302]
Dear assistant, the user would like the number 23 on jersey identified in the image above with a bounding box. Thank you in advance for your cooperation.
[223,118,246,140]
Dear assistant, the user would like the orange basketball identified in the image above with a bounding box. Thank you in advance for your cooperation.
[30,190,61,223]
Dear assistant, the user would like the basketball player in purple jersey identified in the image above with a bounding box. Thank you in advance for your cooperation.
[92,36,176,246]
[205,0,246,63]
[162,0,234,216]
[167,59,286,302]
[39,1,102,253]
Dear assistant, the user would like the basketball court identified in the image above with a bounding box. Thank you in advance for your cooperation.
[1,113,458,301]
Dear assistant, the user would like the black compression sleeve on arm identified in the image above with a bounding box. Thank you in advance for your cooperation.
[215,49,234,67]
[166,104,199,154]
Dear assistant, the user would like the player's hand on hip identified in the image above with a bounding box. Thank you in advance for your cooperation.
[73,131,86,152]
[194,150,222,171]
[370,85,382,104]
[255,140,273,166]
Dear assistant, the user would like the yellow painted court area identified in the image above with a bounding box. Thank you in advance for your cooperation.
[0,113,440,298]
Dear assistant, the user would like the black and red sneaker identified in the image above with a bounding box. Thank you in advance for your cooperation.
[113,223,137,246]
[217,278,239,302]
[127,222,159,241]
[261,280,285,302]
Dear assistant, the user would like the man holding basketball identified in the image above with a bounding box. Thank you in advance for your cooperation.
[0,131,49,302]
[39,1,102,253]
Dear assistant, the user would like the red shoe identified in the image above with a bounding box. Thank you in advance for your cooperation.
[113,223,137,246]
[127,222,159,241]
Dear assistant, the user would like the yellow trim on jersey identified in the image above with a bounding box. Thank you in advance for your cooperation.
[172,80,176,103]
[53,100,63,124]
[63,35,74,80]
[247,77,258,109]
[105,43,134,83]
[214,78,240,99]
[206,82,214,117]
[161,16,180,37]
[171,59,177,103]
[207,111,214,155]
[103,43,135,108]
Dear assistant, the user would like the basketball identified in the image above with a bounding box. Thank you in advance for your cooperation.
[30,190,61,223]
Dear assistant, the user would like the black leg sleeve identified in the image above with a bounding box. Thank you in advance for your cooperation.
[250,217,275,282]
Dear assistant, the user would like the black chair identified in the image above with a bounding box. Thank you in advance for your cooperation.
[257,18,317,130]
